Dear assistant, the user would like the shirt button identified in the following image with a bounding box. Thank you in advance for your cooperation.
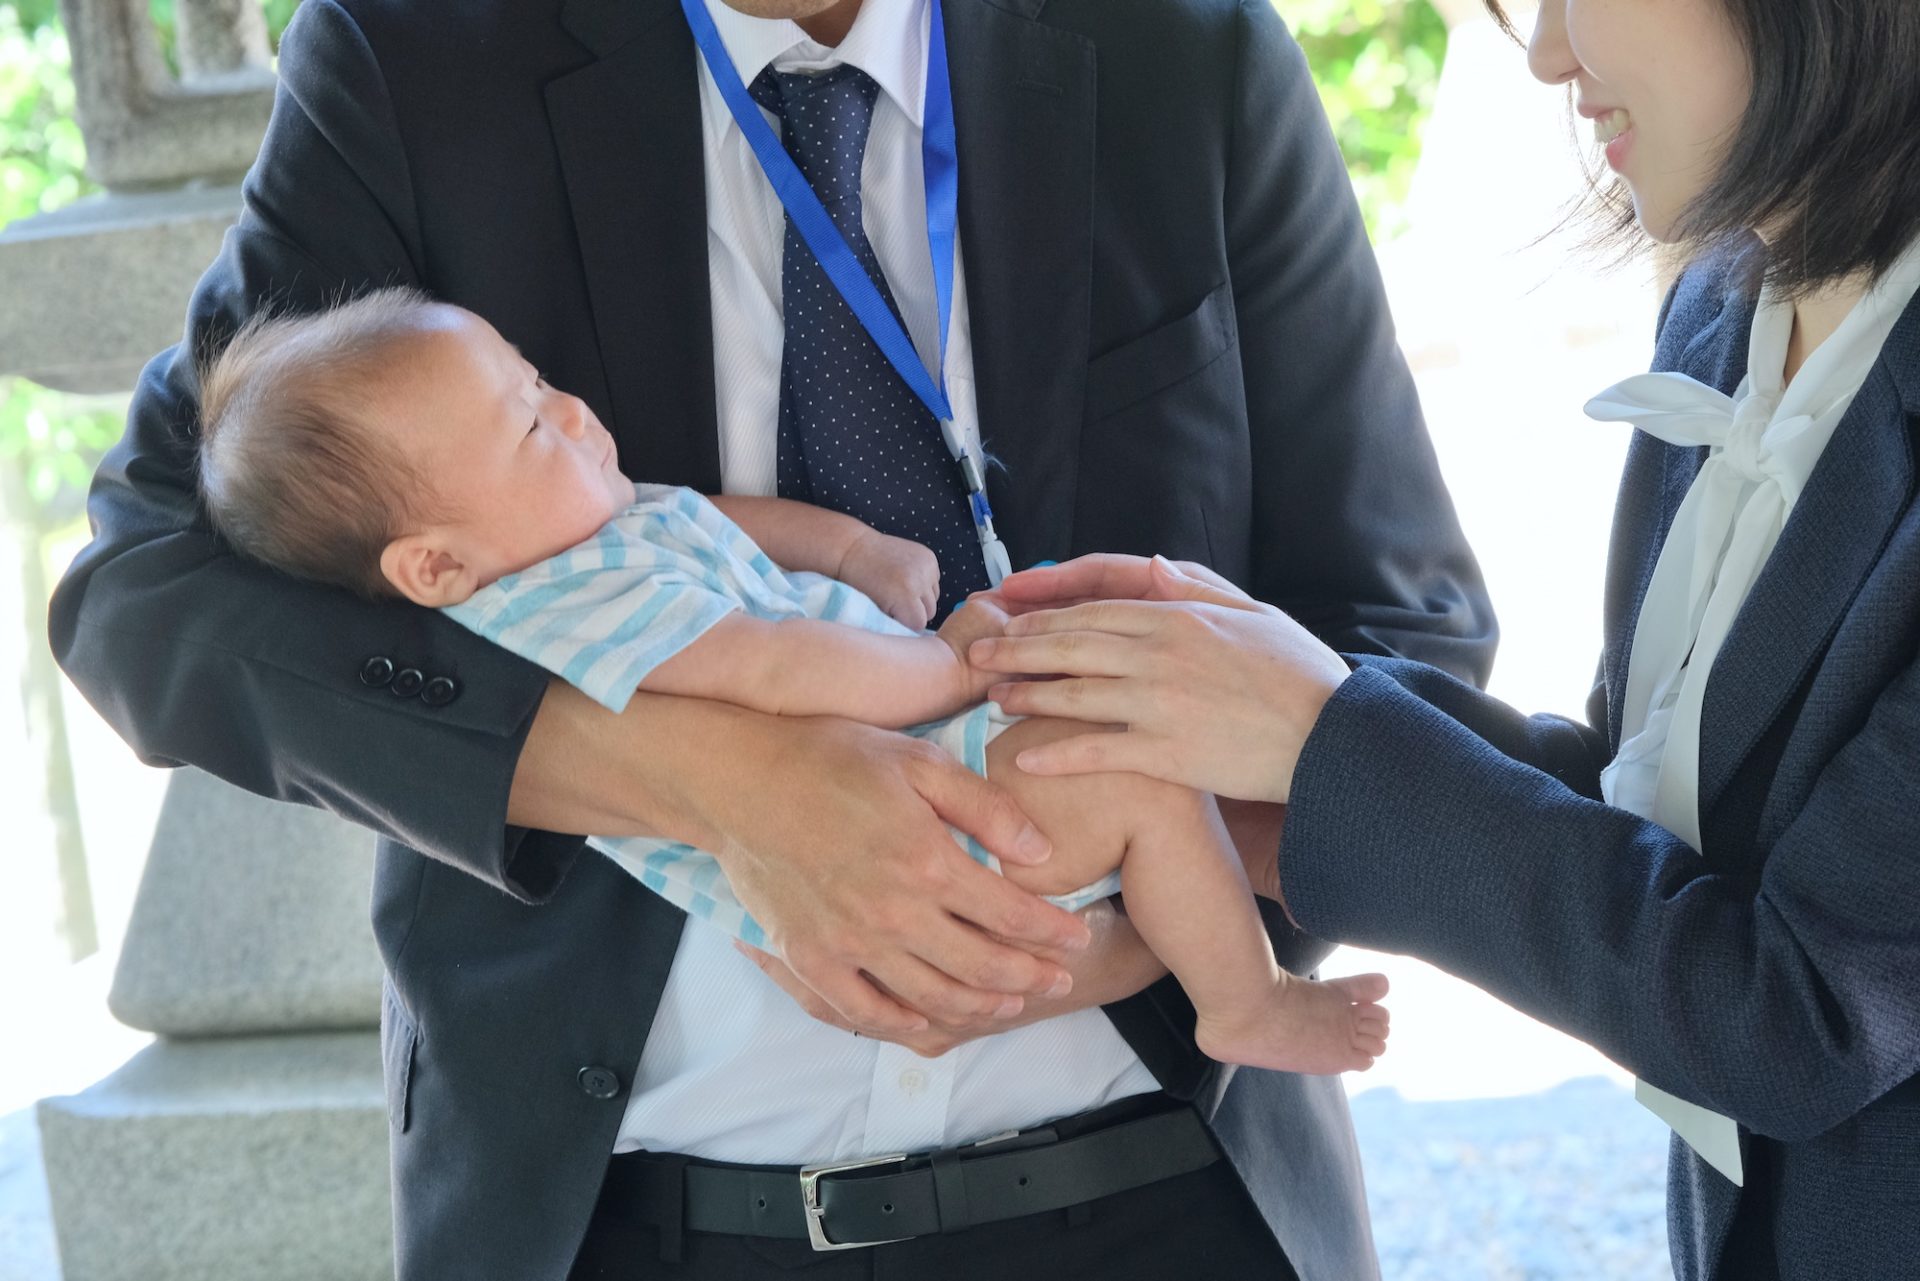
[421,676,459,707]
[359,656,395,688]
[390,667,425,699]
[898,1068,927,1095]
[577,1066,622,1100]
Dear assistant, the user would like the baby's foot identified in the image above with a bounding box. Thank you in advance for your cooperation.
[1194,972,1390,1075]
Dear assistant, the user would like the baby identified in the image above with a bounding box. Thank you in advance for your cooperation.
[195,287,1389,1074]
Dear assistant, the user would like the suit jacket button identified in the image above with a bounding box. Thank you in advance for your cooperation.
[391,667,425,699]
[578,1066,622,1100]
[421,676,459,707]
[360,656,396,688]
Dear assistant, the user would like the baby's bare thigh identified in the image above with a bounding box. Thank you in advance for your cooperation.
[985,716,1205,899]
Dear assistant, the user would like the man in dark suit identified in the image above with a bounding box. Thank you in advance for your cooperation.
[50,0,1495,1275]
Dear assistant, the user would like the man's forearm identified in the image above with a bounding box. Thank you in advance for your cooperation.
[506,677,755,846]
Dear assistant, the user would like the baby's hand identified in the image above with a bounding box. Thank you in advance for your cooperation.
[839,531,940,631]
[936,591,1014,703]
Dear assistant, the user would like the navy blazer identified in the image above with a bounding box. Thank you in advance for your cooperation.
[48,0,1494,1276]
[1282,236,1920,1281]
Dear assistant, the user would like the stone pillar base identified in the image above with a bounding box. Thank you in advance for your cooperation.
[36,1032,392,1281]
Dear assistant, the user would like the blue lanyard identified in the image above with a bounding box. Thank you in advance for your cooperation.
[681,0,1011,585]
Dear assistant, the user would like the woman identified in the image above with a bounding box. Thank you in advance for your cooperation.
[968,0,1920,1276]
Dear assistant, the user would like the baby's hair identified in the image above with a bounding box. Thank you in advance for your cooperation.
[197,287,445,598]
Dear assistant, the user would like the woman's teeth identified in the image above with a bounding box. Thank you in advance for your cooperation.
[1594,109,1632,146]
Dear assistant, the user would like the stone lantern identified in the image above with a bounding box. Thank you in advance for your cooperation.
[0,3,395,1276]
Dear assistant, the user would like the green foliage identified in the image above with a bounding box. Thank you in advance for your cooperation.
[0,381,122,511]
[1275,0,1448,241]
[1,3,90,223]
[2,3,120,525]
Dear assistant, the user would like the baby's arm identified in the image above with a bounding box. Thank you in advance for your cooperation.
[638,610,996,729]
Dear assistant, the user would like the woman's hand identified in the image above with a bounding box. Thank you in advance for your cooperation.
[969,556,1350,803]
[733,898,1166,1056]
[838,529,941,631]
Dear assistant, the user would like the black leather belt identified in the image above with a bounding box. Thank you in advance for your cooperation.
[604,1098,1220,1253]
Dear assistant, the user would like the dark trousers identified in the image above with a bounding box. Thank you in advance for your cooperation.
[571,1139,1300,1281]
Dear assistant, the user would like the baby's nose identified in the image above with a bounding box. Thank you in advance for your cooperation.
[557,395,589,438]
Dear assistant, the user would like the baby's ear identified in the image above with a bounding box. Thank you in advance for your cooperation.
[381,533,478,608]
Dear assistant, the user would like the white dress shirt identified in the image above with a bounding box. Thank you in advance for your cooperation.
[1584,234,1920,1185]
[612,0,1158,1164]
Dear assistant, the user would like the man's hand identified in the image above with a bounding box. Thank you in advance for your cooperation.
[682,710,1095,1033]
[734,898,1166,1055]
[838,529,940,631]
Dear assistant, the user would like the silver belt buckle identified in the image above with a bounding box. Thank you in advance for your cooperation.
[798,1153,910,1251]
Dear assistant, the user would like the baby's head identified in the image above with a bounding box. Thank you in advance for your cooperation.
[198,288,631,606]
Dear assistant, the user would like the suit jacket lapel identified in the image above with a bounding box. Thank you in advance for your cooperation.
[547,0,722,492]
[1697,334,1918,816]
[945,0,1096,567]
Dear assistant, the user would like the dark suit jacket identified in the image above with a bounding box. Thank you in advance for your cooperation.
[49,0,1496,1275]
[1282,237,1920,1281]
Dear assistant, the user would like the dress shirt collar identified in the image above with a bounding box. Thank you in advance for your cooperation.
[698,0,930,137]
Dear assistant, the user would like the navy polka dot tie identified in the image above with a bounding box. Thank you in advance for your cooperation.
[750,64,989,620]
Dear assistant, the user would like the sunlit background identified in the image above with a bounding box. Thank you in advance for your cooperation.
[1,1,1678,1276]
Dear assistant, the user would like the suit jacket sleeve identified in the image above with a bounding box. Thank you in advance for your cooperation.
[46,0,584,901]
[1281,656,1920,1143]
[1226,0,1496,687]
[1106,1,1497,1084]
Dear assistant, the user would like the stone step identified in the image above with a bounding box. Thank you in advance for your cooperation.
[108,768,383,1039]
[36,1033,392,1281]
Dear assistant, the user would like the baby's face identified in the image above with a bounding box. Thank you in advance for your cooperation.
[384,308,632,596]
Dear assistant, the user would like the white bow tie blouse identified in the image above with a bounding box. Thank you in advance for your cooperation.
[1582,236,1920,1184]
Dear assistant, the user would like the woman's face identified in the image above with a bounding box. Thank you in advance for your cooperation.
[1526,0,1752,241]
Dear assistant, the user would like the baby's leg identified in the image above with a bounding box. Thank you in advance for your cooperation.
[986,717,1390,1074]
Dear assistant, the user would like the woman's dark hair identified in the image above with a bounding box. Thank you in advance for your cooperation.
[1486,0,1920,297]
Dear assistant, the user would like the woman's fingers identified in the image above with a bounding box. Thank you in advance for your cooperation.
[987,676,1142,726]
[970,629,1145,680]
[1148,556,1266,611]
[997,553,1157,604]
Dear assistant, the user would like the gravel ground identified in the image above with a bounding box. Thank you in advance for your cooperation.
[1351,1076,1675,1280]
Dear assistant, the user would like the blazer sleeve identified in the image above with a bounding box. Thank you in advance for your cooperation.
[1280,660,1920,1143]
[1225,0,1497,688]
[46,0,583,901]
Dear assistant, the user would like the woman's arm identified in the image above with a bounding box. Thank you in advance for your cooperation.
[1282,661,1920,1142]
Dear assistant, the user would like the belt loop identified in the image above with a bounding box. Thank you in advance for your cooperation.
[930,1149,971,1234]
[655,1155,687,1263]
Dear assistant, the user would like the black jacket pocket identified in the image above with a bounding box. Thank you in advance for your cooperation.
[1084,281,1238,424]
